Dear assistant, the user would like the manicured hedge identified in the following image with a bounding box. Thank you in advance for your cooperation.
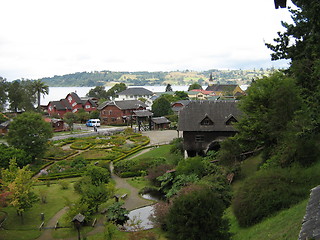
[31,160,54,176]
[70,141,92,150]
[119,171,144,178]
[44,150,78,161]
[38,171,84,181]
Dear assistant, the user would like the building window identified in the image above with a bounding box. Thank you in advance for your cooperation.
[109,110,112,115]
[68,96,72,102]
[72,102,77,107]
[226,116,237,125]
[85,105,90,109]
[200,116,214,126]
[195,135,204,142]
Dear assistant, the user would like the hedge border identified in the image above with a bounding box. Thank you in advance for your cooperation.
[38,172,84,181]
[113,140,151,163]
[43,150,79,161]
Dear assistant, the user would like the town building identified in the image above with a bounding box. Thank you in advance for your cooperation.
[98,100,147,125]
[47,92,97,118]
[178,100,241,157]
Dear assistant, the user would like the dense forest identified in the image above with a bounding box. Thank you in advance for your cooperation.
[39,69,274,87]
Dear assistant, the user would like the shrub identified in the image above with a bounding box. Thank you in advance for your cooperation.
[114,157,166,175]
[119,171,143,178]
[146,164,174,186]
[169,138,184,155]
[0,144,32,168]
[232,167,317,227]
[166,186,231,240]
[70,156,87,170]
[176,156,207,178]
[59,180,70,190]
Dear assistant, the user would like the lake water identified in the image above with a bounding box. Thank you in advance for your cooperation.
[43,84,248,105]
[42,85,190,105]
[124,205,155,231]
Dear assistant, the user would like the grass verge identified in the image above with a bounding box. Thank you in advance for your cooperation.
[226,199,307,240]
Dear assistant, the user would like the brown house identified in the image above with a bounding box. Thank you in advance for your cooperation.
[98,100,147,125]
[178,100,241,157]
[152,117,171,130]
[44,118,65,132]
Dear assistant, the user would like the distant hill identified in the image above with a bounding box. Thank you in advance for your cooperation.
[41,69,275,87]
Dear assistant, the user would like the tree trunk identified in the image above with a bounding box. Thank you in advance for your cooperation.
[37,91,41,111]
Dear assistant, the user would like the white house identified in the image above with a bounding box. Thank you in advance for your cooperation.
[114,87,154,107]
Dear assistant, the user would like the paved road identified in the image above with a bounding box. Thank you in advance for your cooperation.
[51,126,127,141]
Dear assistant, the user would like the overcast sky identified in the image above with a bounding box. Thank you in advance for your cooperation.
[0,0,294,81]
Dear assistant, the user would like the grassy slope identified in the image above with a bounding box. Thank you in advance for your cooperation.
[227,199,307,240]
[229,155,308,240]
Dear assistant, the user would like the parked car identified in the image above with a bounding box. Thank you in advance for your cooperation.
[86,119,101,127]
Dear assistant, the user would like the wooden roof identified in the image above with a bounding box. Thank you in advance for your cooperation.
[133,109,153,117]
[152,117,171,124]
[178,100,241,132]
[98,100,147,110]
[117,87,153,96]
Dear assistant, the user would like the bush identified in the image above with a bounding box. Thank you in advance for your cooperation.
[114,157,166,175]
[119,171,143,178]
[146,164,174,186]
[59,180,70,190]
[232,167,319,227]
[0,144,32,168]
[165,186,231,240]
[169,138,184,155]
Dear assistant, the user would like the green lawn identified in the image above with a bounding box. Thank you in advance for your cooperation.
[1,182,79,240]
[126,176,151,190]
[232,154,262,193]
[130,145,173,161]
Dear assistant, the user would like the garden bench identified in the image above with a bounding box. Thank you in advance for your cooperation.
[92,218,97,227]
[121,193,127,199]
[55,221,59,230]
[39,221,45,230]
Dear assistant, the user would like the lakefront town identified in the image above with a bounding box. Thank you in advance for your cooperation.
[1,1,320,240]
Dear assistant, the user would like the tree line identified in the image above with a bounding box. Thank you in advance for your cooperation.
[0,78,49,112]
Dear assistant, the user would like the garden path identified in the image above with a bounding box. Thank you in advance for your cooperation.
[35,207,69,240]
[35,130,178,239]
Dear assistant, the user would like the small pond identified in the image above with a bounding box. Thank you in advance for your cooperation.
[141,190,165,201]
[124,205,154,231]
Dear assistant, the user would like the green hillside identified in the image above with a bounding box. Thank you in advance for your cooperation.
[39,69,274,87]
